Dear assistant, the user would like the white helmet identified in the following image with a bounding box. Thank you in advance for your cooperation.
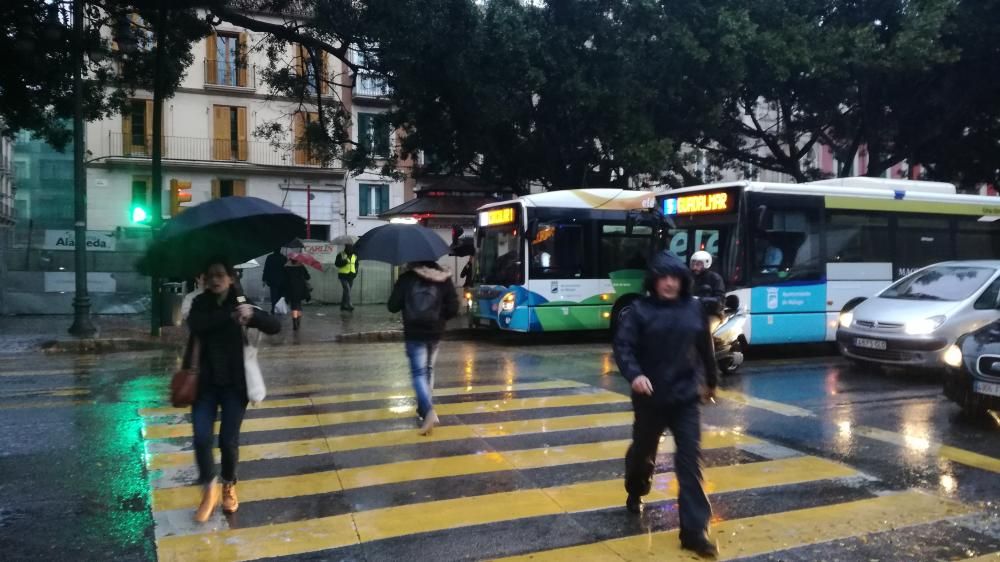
[690,250,713,269]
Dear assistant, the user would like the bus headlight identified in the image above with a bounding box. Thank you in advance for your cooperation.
[904,315,945,336]
[839,311,854,328]
[500,293,515,312]
[943,345,964,369]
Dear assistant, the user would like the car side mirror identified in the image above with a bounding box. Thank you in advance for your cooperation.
[725,294,740,311]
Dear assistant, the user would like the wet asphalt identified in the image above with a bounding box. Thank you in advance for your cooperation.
[0,331,998,561]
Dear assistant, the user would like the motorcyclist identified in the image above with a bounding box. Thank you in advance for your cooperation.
[690,251,725,301]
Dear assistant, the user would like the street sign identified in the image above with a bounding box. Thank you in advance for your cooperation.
[43,230,117,252]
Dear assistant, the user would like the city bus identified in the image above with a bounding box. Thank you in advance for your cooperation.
[649,177,1000,346]
[470,189,658,332]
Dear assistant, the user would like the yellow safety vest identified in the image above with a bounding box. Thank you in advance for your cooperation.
[337,252,357,275]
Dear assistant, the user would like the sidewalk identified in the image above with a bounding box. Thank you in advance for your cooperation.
[0,304,472,354]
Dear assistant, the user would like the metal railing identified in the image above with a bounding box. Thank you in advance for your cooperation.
[354,73,391,98]
[104,133,341,169]
[204,59,257,89]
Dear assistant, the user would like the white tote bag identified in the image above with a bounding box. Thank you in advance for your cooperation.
[243,326,266,405]
[273,297,289,315]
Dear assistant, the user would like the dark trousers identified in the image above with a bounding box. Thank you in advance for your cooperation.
[192,383,248,485]
[340,276,354,309]
[269,286,283,313]
[625,398,712,542]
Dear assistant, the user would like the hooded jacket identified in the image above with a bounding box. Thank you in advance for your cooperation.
[387,263,460,341]
[614,252,719,405]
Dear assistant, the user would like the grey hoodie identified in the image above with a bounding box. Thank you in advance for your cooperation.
[387,263,460,341]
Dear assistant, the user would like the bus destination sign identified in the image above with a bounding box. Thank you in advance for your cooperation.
[479,207,516,227]
[662,191,733,216]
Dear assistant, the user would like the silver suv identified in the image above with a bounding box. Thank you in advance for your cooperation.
[837,261,1000,369]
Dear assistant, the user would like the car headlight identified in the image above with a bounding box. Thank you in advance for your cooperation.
[839,311,854,328]
[903,315,946,335]
[943,344,964,368]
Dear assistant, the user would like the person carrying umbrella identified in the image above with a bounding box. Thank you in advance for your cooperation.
[335,243,358,311]
[262,249,287,314]
[612,251,720,558]
[283,255,312,331]
[188,257,281,522]
[387,261,459,435]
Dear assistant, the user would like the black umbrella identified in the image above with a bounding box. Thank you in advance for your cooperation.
[354,223,450,265]
[138,197,304,278]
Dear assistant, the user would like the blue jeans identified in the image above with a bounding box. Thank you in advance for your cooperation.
[405,340,440,418]
[192,383,248,485]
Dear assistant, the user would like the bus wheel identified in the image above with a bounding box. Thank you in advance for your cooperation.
[610,298,637,337]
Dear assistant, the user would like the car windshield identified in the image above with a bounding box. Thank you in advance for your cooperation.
[881,266,996,301]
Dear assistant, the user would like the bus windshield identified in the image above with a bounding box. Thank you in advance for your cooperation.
[478,226,523,285]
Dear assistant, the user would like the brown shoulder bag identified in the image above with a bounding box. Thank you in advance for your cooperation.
[170,335,200,407]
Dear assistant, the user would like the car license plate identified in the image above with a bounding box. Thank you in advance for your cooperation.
[854,337,887,350]
[974,381,1000,397]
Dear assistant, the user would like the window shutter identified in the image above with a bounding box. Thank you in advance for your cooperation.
[211,179,221,199]
[358,113,372,153]
[236,107,248,161]
[212,105,230,160]
[238,32,249,87]
[359,185,370,217]
[378,186,389,215]
[144,100,154,155]
[293,112,306,165]
[206,32,218,85]
[233,179,246,197]
[319,52,329,95]
[374,114,389,157]
[121,107,132,157]
[295,45,306,80]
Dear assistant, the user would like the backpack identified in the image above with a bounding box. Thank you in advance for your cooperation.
[405,277,443,324]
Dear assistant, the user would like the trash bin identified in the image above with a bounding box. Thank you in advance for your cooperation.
[161,282,185,327]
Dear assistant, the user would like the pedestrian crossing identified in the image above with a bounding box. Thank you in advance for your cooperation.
[140,376,998,561]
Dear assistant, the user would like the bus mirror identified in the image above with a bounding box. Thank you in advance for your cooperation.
[625,211,639,235]
[527,219,539,243]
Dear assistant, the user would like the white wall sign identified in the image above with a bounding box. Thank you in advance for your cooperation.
[44,272,117,293]
[43,230,117,252]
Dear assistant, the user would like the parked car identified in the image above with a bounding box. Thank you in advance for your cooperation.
[837,261,1000,369]
[943,321,1000,417]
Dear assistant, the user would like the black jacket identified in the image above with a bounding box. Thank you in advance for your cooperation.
[263,252,286,288]
[614,252,719,405]
[283,264,311,303]
[387,264,460,341]
[187,289,281,395]
[693,269,726,300]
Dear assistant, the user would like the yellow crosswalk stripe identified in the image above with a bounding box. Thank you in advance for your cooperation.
[144,389,627,439]
[156,455,856,561]
[152,431,760,510]
[148,411,635,470]
[139,379,587,417]
[497,490,973,561]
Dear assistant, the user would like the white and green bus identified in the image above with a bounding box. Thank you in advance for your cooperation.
[471,189,658,332]
[651,177,1000,345]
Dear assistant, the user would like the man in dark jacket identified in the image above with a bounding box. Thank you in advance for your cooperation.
[613,251,720,558]
[388,261,460,435]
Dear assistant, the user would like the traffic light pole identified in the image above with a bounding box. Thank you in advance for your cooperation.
[68,0,96,337]
[149,0,166,337]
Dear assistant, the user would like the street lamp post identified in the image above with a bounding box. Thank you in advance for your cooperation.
[68,0,96,337]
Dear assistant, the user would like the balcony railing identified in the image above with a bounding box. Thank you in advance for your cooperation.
[104,133,341,169]
[204,58,257,89]
[354,73,392,98]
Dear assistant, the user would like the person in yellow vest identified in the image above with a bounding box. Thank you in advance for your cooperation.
[335,243,358,311]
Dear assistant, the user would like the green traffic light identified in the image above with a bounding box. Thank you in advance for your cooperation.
[131,206,149,223]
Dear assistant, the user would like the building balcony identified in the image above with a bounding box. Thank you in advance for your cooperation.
[101,133,342,170]
[354,73,392,99]
[204,59,257,90]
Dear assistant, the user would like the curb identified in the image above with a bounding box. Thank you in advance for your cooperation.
[335,328,481,343]
[40,338,181,354]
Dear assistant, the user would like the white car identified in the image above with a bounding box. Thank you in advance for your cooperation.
[837,261,1000,369]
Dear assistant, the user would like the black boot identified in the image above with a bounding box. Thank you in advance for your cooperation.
[680,537,719,559]
[293,317,300,331]
[625,494,643,515]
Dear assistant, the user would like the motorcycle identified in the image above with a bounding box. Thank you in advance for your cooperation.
[699,292,748,375]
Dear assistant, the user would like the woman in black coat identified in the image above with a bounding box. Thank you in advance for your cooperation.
[187,259,281,522]
[283,258,311,331]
